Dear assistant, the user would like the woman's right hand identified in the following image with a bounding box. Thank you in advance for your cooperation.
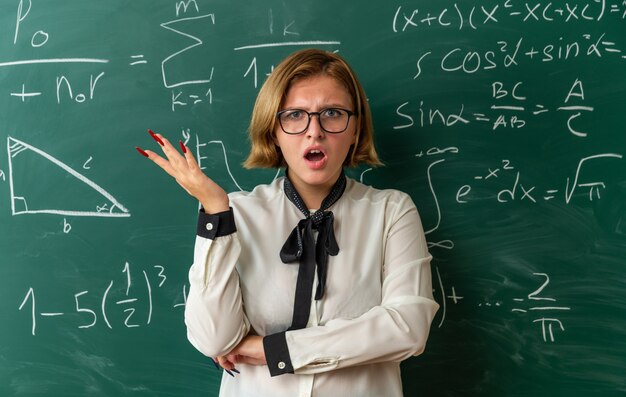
[137,130,230,214]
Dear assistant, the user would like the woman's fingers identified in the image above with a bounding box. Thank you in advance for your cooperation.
[138,130,229,211]
[217,355,236,372]
[154,133,187,171]
[180,140,202,170]
[179,140,188,154]
[236,355,266,366]
[141,149,178,179]
[148,129,165,147]
[141,130,191,178]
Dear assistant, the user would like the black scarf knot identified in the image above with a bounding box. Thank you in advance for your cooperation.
[279,171,346,330]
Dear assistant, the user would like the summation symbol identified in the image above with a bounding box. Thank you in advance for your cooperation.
[160,13,216,88]
[159,10,216,111]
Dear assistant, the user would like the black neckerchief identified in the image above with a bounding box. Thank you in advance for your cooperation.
[280,170,346,330]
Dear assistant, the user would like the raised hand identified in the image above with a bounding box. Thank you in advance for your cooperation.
[136,130,230,213]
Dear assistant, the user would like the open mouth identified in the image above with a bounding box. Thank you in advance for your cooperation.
[303,148,327,169]
[305,149,325,162]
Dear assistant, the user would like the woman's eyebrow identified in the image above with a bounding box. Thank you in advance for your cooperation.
[282,102,352,109]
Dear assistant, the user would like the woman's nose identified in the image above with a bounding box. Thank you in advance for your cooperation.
[305,114,325,138]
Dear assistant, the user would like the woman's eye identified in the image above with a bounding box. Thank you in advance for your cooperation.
[322,108,343,118]
[285,110,304,120]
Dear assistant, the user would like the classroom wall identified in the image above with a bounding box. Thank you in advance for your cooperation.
[0,1,624,396]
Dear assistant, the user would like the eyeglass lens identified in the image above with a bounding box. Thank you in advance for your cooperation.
[278,108,351,134]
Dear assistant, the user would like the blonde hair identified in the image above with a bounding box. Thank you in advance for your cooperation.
[243,49,382,169]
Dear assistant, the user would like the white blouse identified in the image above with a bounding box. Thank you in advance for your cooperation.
[185,177,439,397]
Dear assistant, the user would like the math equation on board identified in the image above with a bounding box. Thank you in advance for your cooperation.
[18,262,188,335]
[394,79,605,138]
[434,268,571,343]
[17,261,570,344]
[3,0,622,110]
[0,0,620,352]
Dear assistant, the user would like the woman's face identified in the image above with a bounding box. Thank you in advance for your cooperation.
[274,74,357,198]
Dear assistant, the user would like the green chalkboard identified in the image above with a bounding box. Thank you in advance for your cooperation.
[1,1,625,396]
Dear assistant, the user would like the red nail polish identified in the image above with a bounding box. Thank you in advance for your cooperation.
[135,146,149,157]
[179,140,187,153]
[148,129,164,146]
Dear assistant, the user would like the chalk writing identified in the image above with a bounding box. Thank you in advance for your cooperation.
[512,273,571,342]
[412,33,624,80]
[395,78,600,136]
[14,0,49,47]
[433,266,464,328]
[393,1,624,32]
[0,2,621,396]
[455,153,623,204]
[56,72,105,104]
[129,54,147,66]
[160,14,216,89]
[18,262,174,335]
[0,58,109,68]
[6,137,130,217]
[193,132,281,192]
[415,146,460,250]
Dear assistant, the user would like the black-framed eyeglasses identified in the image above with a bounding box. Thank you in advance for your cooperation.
[276,108,356,135]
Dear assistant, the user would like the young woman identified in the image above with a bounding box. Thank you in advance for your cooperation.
[136,49,439,397]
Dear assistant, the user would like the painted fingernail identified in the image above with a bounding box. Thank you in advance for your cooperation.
[211,359,220,370]
[135,147,149,157]
[225,369,235,377]
[179,140,187,153]
[232,368,240,374]
[148,129,164,146]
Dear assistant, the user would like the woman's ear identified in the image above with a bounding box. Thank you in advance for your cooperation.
[272,132,279,147]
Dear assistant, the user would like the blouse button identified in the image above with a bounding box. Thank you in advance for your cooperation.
[206,223,214,231]
[278,361,286,370]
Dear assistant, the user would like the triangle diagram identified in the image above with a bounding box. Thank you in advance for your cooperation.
[7,136,130,217]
